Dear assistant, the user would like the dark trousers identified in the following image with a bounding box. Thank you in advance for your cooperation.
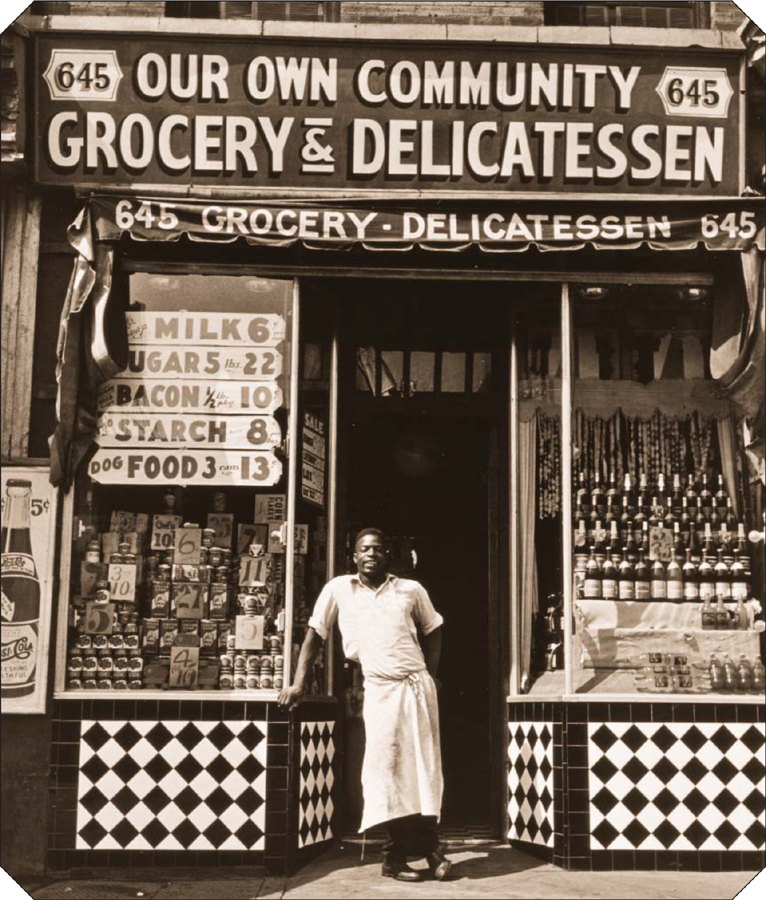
[382,814,440,862]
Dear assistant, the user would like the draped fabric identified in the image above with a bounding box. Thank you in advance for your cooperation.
[48,205,127,488]
[716,416,741,519]
[519,414,538,690]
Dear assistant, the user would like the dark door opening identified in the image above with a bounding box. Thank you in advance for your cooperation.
[345,413,492,829]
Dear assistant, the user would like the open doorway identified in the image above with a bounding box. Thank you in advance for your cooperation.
[345,412,494,831]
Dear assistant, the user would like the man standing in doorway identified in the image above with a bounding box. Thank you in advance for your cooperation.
[278,528,451,883]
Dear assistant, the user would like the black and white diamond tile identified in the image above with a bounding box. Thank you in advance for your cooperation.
[507,722,555,847]
[76,720,267,851]
[589,722,765,852]
[299,721,336,849]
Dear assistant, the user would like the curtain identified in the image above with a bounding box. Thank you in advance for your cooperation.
[49,203,128,488]
[716,416,741,518]
[519,413,539,690]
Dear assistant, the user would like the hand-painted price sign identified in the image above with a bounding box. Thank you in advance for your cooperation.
[151,514,182,549]
[120,347,284,380]
[649,526,674,562]
[237,523,268,555]
[239,554,273,587]
[254,494,286,523]
[107,563,137,603]
[235,615,265,651]
[97,379,283,416]
[207,513,234,549]
[96,413,282,450]
[83,601,115,634]
[169,645,199,688]
[89,449,283,487]
[174,527,202,564]
[173,583,208,619]
[125,311,286,347]
[80,561,108,597]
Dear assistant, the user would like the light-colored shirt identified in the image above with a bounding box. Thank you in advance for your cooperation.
[308,574,444,680]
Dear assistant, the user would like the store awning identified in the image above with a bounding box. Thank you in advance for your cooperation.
[85,194,765,254]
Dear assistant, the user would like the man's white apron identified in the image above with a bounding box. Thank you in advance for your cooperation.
[359,669,443,832]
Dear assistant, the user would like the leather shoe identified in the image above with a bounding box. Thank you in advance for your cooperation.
[381,861,426,882]
[426,847,453,881]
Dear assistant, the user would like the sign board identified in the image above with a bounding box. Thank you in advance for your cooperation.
[239,555,274,588]
[96,413,282,450]
[151,514,183,549]
[107,563,137,604]
[254,494,287,523]
[235,615,265,651]
[237,523,268,556]
[169,643,199,688]
[173,583,208,619]
[97,379,283,415]
[82,601,115,635]
[126,311,286,347]
[121,346,283,380]
[207,513,235,549]
[89,448,283,487]
[649,526,674,562]
[1,465,59,715]
[174,527,202,565]
[302,412,327,508]
[34,34,743,196]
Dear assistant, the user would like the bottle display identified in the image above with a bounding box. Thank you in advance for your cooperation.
[1,481,41,698]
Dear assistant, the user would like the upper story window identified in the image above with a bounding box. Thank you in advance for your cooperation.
[544,2,708,29]
[165,1,340,21]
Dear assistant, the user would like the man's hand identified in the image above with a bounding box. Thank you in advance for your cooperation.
[277,685,304,709]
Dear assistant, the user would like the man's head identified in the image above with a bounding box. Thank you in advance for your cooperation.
[353,528,388,579]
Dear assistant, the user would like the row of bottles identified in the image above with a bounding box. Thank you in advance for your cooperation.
[709,654,765,693]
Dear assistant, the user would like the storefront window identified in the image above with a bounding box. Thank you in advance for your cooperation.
[567,284,764,698]
[59,272,304,694]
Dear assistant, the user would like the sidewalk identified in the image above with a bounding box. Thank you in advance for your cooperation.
[17,842,761,900]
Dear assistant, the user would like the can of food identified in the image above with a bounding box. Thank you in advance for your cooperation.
[97,679,112,690]
[123,632,140,651]
[246,655,260,673]
[202,528,216,548]
[68,656,84,676]
[85,540,101,564]
[233,673,247,690]
[127,656,144,675]
[226,634,237,652]
[162,550,175,566]
[260,673,273,689]
[76,634,93,651]
[108,633,124,650]
[82,679,98,690]
[246,674,260,690]
[113,679,129,690]
[209,583,229,619]
[219,673,233,690]
[158,564,172,582]
[274,655,284,671]
[221,548,233,566]
[113,655,130,674]
[213,566,230,583]
[259,655,273,673]
[218,623,232,652]
[200,620,217,654]
[109,553,124,566]
[198,565,214,584]
[234,654,247,672]
[95,581,110,603]
[198,547,210,566]
[212,492,227,512]
[82,654,99,675]
[180,620,199,637]
[128,679,143,690]
[92,634,108,651]
[68,645,83,659]
[269,635,282,654]
[220,654,233,671]
[110,620,124,635]
[68,678,83,690]
[160,620,178,654]
[98,655,113,675]
[209,548,223,568]
[273,674,283,690]
[124,621,138,635]
[118,541,131,555]
[123,553,137,567]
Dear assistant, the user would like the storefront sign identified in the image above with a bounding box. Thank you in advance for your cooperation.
[96,413,281,450]
[97,379,283,415]
[86,195,763,251]
[88,448,283,486]
[1,465,59,715]
[126,311,286,348]
[122,346,283,380]
[34,34,742,195]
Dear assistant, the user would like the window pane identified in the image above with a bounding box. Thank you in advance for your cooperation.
[381,351,403,395]
[473,352,492,393]
[410,351,435,393]
[441,352,466,393]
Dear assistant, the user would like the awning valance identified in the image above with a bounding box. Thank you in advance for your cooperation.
[86,194,765,253]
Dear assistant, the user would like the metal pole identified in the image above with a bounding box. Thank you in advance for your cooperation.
[509,311,520,696]
[561,283,574,697]
[283,278,301,688]
[326,303,340,696]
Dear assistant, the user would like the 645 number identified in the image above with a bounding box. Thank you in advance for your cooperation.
[56,61,110,92]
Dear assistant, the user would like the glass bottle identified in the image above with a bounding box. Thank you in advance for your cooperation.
[679,497,692,545]
[715,595,731,630]
[721,653,737,691]
[574,520,589,572]
[736,523,751,570]
[724,497,737,532]
[682,549,699,602]
[623,473,636,517]
[701,595,716,630]
[575,470,589,517]
[735,595,749,631]
[648,497,662,529]
[656,472,667,502]
[591,471,606,520]
[671,474,684,518]
[619,496,631,530]
[730,549,748,601]
[698,554,715,602]
[666,550,684,602]
[714,474,728,508]
[634,548,651,600]
[625,522,639,565]
[584,547,602,600]
[602,549,618,600]
[606,471,620,517]
[608,520,622,565]
[709,653,724,691]
[618,550,635,601]
[685,472,698,508]
[688,522,702,566]
[699,473,713,510]
[673,521,686,559]
[651,555,667,600]
[737,655,754,691]
[702,523,716,563]
[719,524,734,566]
[593,521,606,566]
[752,657,765,692]
[637,473,651,517]
[663,495,676,530]
[714,549,731,601]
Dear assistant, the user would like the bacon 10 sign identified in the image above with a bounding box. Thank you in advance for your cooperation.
[97,379,283,415]
[89,449,283,487]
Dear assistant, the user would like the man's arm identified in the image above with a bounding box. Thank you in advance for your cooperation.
[277,626,323,709]
[421,626,442,680]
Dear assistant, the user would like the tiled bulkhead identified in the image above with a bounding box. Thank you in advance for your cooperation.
[48,699,338,873]
[507,701,766,871]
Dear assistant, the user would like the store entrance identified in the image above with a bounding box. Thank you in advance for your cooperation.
[345,412,494,830]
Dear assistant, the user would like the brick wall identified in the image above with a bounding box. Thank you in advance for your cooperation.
[711,1,748,31]
[341,1,544,25]
[32,1,166,14]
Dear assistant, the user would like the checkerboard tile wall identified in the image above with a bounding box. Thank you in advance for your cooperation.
[507,722,555,848]
[588,722,766,852]
[75,720,267,851]
[299,721,336,849]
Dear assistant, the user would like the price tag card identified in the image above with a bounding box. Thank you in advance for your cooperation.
[108,563,137,603]
[174,527,202,564]
[83,601,115,634]
[169,644,200,688]
[235,615,265,651]
[110,510,138,533]
[237,523,268,556]
[151,514,182,550]
[268,523,308,555]
[173,583,208,619]
[649,526,674,562]
[80,561,108,598]
[254,494,286,523]
[207,513,234,549]
[239,554,273,588]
